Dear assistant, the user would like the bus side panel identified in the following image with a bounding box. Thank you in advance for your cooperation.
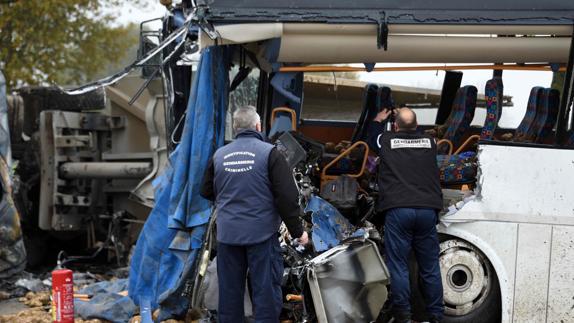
[442,144,574,322]
[547,225,574,323]
[513,224,552,322]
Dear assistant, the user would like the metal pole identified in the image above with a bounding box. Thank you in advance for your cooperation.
[556,28,574,145]
[279,64,566,73]
[59,162,152,179]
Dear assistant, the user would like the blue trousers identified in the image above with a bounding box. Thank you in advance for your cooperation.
[384,208,444,318]
[217,235,283,323]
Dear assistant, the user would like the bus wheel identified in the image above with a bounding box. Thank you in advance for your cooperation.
[440,239,501,323]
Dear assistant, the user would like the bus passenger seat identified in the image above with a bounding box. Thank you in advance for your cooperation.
[351,84,380,143]
[439,86,477,153]
[531,88,560,143]
[514,87,544,142]
[480,78,503,140]
[437,152,477,186]
[268,107,297,139]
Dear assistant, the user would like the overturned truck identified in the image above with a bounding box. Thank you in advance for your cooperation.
[10,75,169,266]
[9,1,574,322]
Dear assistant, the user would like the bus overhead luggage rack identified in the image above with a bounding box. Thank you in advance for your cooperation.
[197,1,574,64]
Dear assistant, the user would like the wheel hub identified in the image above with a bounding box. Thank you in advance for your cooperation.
[439,240,491,316]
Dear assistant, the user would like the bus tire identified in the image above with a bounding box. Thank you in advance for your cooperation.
[439,239,501,323]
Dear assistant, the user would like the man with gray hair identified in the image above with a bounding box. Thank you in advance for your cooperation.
[368,107,444,323]
[201,105,308,323]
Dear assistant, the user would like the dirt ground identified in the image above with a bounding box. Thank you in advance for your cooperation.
[0,291,186,323]
[0,291,102,323]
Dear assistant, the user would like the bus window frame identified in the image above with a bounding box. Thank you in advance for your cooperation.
[557,28,574,145]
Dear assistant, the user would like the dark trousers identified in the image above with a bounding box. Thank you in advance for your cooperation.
[217,235,283,323]
[384,207,444,319]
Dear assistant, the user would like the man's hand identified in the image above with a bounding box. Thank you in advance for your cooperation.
[296,231,309,245]
[374,108,392,122]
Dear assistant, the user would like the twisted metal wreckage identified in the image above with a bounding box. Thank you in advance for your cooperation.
[3,1,574,322]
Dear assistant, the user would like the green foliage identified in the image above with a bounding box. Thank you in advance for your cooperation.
[0,0,145,89]
[551,71,565,92]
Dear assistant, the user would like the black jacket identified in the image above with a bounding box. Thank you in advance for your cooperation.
[200,136,304,240]
[368,121,443,212]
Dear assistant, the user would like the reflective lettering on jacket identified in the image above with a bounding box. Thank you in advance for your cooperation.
[213,136,280,245]
[390,138,432,149]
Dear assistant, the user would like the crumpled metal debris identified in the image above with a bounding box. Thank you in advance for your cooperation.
[440,190,476,227]
[14,278,45,293]
[62,14,193,96]
[304,195,365,252]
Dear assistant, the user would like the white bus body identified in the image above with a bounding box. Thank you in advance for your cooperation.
[440,143,574,322]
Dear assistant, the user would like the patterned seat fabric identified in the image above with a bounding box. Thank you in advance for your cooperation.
[531,88,560,143]
[480,78,503,140]
[437,151,477,184]
[439,86,478,153]
[514,87,544,142]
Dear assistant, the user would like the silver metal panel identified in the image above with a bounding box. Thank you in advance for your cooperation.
[307,239,389,323]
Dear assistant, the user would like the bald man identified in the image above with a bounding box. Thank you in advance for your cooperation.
[368,108,444,323]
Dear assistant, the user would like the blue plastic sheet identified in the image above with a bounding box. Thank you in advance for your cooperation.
[75,293,137,323]
[305,195,364,252]
[79,279,129,296]
[128,45,231,320]
[75,279,136,323]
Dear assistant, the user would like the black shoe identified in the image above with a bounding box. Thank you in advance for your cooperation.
[428,314,442,323]
[392,311,412,323]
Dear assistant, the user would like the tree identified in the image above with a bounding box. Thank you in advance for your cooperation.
[0,0,145,90]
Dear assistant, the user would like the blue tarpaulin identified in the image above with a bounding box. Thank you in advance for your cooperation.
[75,279,136,323]
[127,45,231,320]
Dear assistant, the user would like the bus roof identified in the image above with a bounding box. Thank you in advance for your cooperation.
[202,0,574,25]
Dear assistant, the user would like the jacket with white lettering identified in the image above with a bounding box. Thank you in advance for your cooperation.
[200,130,304,245]
[376,128,443,212]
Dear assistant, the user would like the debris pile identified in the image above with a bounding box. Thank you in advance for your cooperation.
[0,290,105,323]
[19,291,50,308]
[0,270,186,323]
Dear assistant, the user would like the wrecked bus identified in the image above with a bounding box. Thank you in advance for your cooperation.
[7,1,574,322]
[180,1,574,322]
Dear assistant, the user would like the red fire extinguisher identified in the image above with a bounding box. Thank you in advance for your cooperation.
[52,268,74,323]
